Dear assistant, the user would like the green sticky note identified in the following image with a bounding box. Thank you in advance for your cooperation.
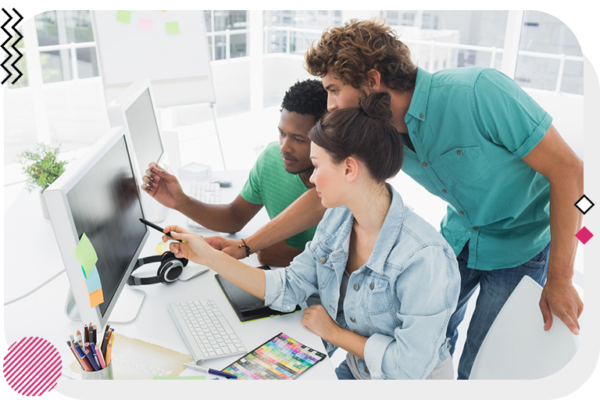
[153,375,205,380]
[166,22,180,35]
[117,10,131,24]
[76,233,98,277]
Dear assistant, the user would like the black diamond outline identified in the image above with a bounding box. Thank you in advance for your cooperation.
[575,194,595,215]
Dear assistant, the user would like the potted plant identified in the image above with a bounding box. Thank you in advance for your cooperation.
[17,143,69,219]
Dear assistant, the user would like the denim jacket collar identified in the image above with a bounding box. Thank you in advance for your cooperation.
[319,185,406,276]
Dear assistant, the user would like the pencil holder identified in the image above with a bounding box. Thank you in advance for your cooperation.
[81,363,113,380]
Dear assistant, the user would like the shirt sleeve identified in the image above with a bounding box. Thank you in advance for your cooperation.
[363,245,460,379]
[239,151,264,205]
[263,238,321,312]
[472,68,553,159]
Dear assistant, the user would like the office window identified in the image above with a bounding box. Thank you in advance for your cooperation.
[263,10,343,55]
[34,10,99,83]
[381,10,508,71]
[515,11,583,94]
[204,10,247,61]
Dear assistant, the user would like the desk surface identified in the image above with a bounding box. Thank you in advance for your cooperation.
[4,170,337,381]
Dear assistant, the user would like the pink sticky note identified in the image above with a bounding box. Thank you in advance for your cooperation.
[140,18,153,31]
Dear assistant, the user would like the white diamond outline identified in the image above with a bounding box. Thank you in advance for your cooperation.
[575,194,595,215]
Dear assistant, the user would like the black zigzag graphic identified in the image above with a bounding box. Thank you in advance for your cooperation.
[0,7,24,86]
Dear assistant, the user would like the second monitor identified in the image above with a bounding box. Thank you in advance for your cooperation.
[107,80,170,222]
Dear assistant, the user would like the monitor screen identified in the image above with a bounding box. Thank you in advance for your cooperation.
[67,136,146,317]
[124,88,164,176]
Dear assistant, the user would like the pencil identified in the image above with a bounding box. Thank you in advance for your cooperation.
[106,337,114,366]
[73,342,93,371]
[76,330,83,347]
[84,325,89,343]
[101,331,110,359]
[67,341,86,370]
[100,324,110,350]
[92,325,97,344]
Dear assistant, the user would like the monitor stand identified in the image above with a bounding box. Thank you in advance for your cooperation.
[64,285,146,323]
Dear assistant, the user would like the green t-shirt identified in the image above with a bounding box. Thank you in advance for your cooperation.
[240,141,316,250]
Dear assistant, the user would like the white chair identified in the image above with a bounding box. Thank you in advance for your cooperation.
[470,275,580,379]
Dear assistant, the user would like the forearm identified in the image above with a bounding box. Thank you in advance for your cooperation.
[257,241,303,267]
[204,249,267,299]
[177,196,245,233]
[330,327,368,360]
[546,160,584,282]
[245,189,325,252]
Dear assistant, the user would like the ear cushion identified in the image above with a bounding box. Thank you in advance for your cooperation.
[157,252,186,283]
[160,251,189,267]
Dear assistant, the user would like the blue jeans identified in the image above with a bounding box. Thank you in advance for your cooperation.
[447,241,551,380]
[335,360,356,380]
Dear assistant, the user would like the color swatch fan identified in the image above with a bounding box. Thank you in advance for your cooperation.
[4,337,61,396]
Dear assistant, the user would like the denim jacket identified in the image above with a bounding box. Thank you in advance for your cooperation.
[264,186,460,379]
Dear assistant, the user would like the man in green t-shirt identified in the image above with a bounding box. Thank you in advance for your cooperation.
[141,79,327,266]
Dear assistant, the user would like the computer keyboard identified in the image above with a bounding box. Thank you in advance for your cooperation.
[168,299,247,363]
[187,182,221,230]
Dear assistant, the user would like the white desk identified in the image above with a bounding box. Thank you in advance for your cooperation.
[3,170,336,383]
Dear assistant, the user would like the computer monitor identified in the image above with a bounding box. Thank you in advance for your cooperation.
[44,126,150,328]
[107,80,169,222]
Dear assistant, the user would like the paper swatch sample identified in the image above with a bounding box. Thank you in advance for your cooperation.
[140,18,153,31]
[68,333,193,379]
[116,10,131,24]
[222,333,326,380]
[166,22,180,35]
[76,233,98,277]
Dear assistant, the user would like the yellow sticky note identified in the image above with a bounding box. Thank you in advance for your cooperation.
[89,288,104,308]
[76,233,98,277]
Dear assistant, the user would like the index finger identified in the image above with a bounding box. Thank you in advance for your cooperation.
[164,225,192,235]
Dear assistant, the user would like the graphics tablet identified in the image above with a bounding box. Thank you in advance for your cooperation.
[215,266,301,322]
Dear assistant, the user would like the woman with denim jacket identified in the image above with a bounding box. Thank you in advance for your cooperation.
[164,92,461,380]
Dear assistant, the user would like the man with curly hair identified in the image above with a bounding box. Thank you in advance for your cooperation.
[142,79,327,267]
[205,18,584,380]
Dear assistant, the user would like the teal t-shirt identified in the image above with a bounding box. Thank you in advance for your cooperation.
[402,67,552,271]
[240,141,316,250]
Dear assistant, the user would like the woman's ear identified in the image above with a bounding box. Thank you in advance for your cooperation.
[344,157,360,183]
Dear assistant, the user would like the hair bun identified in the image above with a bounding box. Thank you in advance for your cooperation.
[359,92,393,120]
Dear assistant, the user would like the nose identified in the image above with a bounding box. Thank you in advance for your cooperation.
[327,98,337,112]
[280,134,293,154]
[309,169,316,184]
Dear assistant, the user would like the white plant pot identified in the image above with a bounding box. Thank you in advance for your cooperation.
[39,189,50,219]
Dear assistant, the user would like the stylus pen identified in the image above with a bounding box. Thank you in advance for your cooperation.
[139,218,185,243]
[184,363,238,379]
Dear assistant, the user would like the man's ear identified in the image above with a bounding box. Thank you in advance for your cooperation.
[366,69,382,91]
[344,157,360,183]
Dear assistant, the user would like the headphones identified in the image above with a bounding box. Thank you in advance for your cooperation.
[127,251,189,286]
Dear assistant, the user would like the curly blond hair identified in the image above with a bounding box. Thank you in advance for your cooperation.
[305,18,417,92]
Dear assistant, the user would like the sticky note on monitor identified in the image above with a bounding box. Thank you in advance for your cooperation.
[76,233,98,277]
[89,288,104,308]
[116,10,131,24]
[85,265,102,294]
[166,22,180,35]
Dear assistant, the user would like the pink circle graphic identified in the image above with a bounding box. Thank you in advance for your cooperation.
[3,337,62,396]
